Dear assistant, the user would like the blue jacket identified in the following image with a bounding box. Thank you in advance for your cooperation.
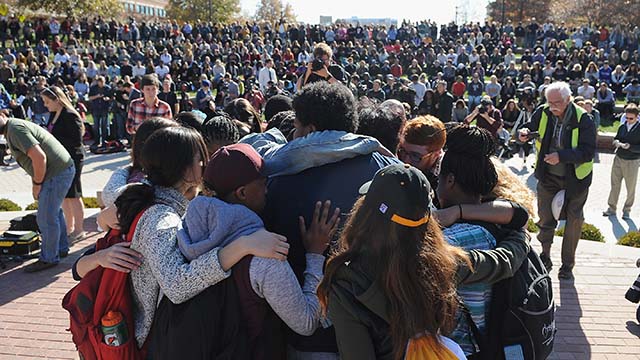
[177,196,263,261]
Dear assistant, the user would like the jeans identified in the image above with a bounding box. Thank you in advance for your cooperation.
[468,95,483,110]
[37,165,75,263]
[113,112,127,141]
[93,112,110,144]
[32,112,50,126]
[536,174,589,270]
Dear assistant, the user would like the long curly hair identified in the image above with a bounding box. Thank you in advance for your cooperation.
[488,158,537,220]
[318,197,470,360]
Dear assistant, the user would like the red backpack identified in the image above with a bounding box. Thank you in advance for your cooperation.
[62,211,147,360]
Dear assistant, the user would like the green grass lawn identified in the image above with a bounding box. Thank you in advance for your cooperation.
[599,121,620,133]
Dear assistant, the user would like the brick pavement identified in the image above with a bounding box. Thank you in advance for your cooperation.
[0,215,640,359]
[1,148,640,359]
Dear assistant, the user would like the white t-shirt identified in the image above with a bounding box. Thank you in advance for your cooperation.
[439,336,467,359]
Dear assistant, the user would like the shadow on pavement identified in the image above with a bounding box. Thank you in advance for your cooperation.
[608,216,639,239]
[0,241,95,306]
[0,215,101,306]
[626,320,640,338]
[557,280,591,358]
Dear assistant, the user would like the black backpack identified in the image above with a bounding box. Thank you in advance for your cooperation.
[9,213,39,232]
[466,247,556,360]
[150,277,250,360]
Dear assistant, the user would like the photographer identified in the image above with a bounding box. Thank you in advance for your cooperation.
[517,85,537,114]
[30,76,49,126]
[297,42,347,89]
[464,97,503,138]
[88,76,112,146]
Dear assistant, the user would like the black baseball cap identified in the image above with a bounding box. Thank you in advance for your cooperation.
[359,164,432,228]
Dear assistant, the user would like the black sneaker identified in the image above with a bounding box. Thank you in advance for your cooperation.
[24,260,58,273]
[59,250,69,258]
[558,267,574,280]
[540,252,553,272]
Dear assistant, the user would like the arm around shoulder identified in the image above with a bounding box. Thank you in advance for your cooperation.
[134,209,230,304]
[456,228,531,285]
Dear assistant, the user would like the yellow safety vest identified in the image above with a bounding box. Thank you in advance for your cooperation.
[535,104,593,180]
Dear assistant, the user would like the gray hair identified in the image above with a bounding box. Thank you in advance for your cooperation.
[545,81,572,100]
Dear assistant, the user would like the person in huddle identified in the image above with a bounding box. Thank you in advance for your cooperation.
[178,143,340,359]
[318,163,468,359]
[435,125,500,357]
[78,126,290,351]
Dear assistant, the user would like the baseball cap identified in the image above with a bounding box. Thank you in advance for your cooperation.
[202,80,211,87]
[359,164,432,228]
[551,190,565,221]
[203,144,264,197]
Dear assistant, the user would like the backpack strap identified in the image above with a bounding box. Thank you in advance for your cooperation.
[126,208,149,242]
[459,300,488,357]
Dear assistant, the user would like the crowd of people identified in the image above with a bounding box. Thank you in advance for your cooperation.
[0,16,640,136]
[0,13,638,360]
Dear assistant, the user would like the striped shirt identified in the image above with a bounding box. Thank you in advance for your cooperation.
[126,97,172,134]
[444,222,497,356]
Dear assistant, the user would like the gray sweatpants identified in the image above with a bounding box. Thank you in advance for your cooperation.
[607,156,640,214]
[536,174,590,270]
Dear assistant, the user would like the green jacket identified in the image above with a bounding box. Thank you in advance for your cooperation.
[327,228,530,359]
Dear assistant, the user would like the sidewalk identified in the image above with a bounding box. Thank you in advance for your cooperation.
[1,213,640,359]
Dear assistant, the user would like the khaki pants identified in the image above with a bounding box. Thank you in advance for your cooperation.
[536,174,589,270]
[607,156,640,213]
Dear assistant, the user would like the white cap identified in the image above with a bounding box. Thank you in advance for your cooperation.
[552,190,565,221]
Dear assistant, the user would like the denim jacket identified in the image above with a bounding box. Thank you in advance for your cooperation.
[240,128,391,177]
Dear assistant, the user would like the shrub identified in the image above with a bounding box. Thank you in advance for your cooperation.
[619,231,640,248]
[555,223,605,242]
[527,219,539,233]
[0,199,22,211]
[83,197,100,208]
[25,201,38,210]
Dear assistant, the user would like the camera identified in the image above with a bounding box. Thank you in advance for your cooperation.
[626,259,640,303]
[311,58,325,72]
[477,104,487,114]
[627,275,640,303]
[526,131,540,141]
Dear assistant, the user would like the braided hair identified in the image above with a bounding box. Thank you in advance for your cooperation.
[440,125,498,196]
[201,114,240,149]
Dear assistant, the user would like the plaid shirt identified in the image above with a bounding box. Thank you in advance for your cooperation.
[126,97,172,134]
[443,222,496,356]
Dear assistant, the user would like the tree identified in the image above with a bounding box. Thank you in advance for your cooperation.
[486,0,552,24]
[16,0,122,17]
[550,0,640,27]
[254,0,296,25]
[166,0,239,23]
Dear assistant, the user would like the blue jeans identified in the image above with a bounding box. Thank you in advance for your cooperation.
[37,165,75,263]
[93,112,110,144]
[468,95,483,109]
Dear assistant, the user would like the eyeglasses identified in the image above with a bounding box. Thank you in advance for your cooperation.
[397,146,440,164]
